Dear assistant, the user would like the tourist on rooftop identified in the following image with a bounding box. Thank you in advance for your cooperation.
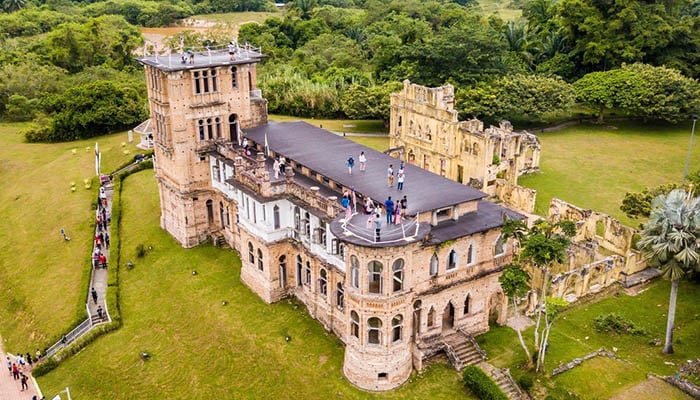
[384,196,394,224]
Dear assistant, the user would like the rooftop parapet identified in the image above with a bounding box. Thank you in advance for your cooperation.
[136,41,265,72]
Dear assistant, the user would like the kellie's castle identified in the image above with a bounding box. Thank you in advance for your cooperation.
[138,46,521,391]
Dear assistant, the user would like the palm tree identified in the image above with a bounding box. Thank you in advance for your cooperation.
[638,189,700,354]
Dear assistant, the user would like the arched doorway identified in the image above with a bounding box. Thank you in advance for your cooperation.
[489,291,505,325]
[229,114,239,144]
[442,302,455,332]
[278,255,287,288]
[206,200,214,224]
[412,300,422,339]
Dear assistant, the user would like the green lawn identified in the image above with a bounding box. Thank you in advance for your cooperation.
[478,279,700,399]
[191,11,280,25]
[0,123,137,351]
[520,121,700,226]
[38,171,473,399]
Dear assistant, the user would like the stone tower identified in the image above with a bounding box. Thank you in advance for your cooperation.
[137,46,268,247]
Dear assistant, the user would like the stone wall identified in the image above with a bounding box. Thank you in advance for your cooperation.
[494,179,537,213]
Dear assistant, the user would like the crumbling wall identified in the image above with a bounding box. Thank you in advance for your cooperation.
[548,198,635,255]
[494,179,536,213]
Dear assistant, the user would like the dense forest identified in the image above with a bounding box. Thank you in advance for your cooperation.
[0,0,699,141]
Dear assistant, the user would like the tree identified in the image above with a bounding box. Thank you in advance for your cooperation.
[499,263,533,367]
[2,0,26,12]
[638,189,700,354]
[25,80,147,142]
[623,63,700,124]
[458,74,575,123]
[502,218,576,372]
[573,68,644,122]
[340,81,402,120]
[620,172,700,220]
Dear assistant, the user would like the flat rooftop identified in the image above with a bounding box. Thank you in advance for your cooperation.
[136,46,265,72]
[243,121,487,215]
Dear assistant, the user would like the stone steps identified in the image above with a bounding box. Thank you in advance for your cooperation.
[443,331,486,371]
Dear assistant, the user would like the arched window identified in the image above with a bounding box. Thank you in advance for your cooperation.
[430,253,438,277]
[368,317,382,344]
[257,248,263,271]
[319,269,327,297]
[392,315,403,343]
[279,256,287,288]
[427,307,435,327]
[304,261,311,286]
[472,143,479,156]
[398,115,402,127]
[447,249,458,270]
[350,256,359,289]
[336,282,344,309]
[231,66,238,88]
[467,243,475,265]
[494,235,505,256]
[248,242,254,264]
[392,259,404,292]
[206,200,214,224]
[215,117,222,138]
[408,150,415,163]
[273,205,280,229]
[464,294,471,315]
[368,261,383,294]
[206,118,214,139]
[296,255,303,286]
[350,311,359,338]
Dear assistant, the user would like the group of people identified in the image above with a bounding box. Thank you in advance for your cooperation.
[6,351,41,393]
[387,162,406,190]
[272,156,288,179]
[93,186,111,269]
[346,152,367,175]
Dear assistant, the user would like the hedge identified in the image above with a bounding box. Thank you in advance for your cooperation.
[462,365,509,400]
[33,162,148,374]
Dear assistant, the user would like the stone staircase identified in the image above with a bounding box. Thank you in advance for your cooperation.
[442,330,526,400]
[442,330,487,371]
[480,362,525,400]
[211,232,228,248]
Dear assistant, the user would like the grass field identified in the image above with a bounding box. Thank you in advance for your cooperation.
[478,279,700,399]
[520,120,700,226]
[37,171,473,399]
[0,124,137,352]
[475,0,522,20]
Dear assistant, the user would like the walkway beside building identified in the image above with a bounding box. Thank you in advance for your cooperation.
[44,178,115,358]
[1,338,40,400]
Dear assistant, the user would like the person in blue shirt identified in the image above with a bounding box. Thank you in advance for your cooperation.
[384,196,394,224]
[347,155,355,175]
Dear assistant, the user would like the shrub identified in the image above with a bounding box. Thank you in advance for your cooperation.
[593,313,646,335]
[462,365,509,400]
[32,357,58,377]
[517,374,534,393]
[136,243,146,258]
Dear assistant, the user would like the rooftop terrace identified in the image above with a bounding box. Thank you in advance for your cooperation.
[243,121,487,215]
[136,42,265,72]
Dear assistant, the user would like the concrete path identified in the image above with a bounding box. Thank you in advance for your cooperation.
[1,339,40,400]
[88,181,114,323]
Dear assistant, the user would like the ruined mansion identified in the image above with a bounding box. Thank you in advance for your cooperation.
[137,48,650,391]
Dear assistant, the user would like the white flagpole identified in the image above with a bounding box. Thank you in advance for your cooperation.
[264,132,269,157]
[94,142,100,176]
